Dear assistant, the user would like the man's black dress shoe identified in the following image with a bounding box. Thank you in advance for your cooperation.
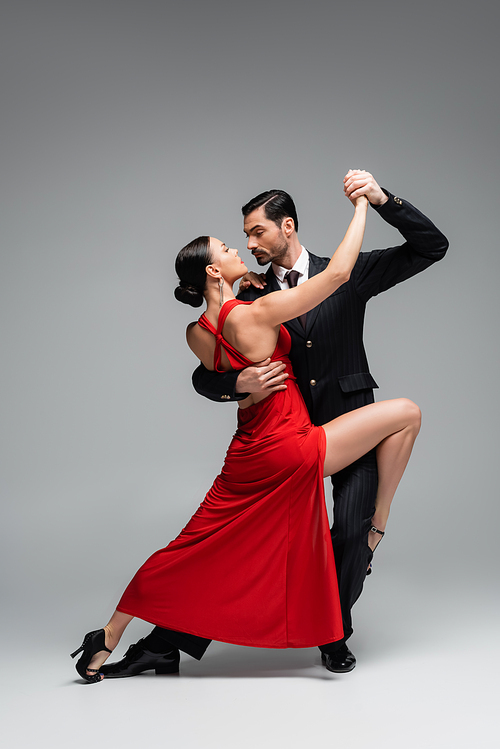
[100,637,180,678]
[321,643,356,673]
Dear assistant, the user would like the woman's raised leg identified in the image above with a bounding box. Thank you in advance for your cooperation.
[322,398,421,548]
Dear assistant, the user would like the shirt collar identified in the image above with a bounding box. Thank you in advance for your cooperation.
[272,246,309,283]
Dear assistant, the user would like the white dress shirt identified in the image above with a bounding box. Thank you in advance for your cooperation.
[272,246,309,289]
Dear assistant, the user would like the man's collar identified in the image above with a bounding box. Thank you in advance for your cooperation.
[272,246,309,282]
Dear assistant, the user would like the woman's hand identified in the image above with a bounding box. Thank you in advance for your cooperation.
[238,271,268,293]
[343,169,388,206]
[352,193,369,209]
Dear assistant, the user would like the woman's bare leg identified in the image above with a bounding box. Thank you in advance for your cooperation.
[86,610,134,678]
[322,398,421,550]
[368,418,420,548]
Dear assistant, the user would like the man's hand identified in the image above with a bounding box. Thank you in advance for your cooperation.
[235,358,288,394]
[238,271,268,293]
[343,170,388,206]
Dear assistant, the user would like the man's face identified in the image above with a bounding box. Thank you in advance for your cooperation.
[243,206,289,266]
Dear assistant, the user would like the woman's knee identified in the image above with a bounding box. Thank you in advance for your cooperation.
[398,398,421,433]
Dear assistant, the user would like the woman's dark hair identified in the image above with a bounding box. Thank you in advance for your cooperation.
[241,189,299,233]
[174,236,212,308]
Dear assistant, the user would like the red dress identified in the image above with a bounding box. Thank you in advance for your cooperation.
[117,299,343,648]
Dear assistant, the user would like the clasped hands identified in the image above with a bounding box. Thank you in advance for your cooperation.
[343,169,388,206]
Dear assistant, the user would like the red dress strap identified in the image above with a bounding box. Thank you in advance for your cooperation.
[198,299,254,372]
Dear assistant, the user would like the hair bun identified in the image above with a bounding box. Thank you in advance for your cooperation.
[174,284,204,307]
[174,235,211,307]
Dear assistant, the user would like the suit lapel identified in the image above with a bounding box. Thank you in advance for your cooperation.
[286,316,305,337]
[303,252,326,334]
[266,254,329,337]
[265,266,280,292]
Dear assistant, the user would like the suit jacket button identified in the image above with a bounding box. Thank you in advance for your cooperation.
[221,395,230,400]
[394,196,403,205]
[310,379,317,387]
[306,340,313,348]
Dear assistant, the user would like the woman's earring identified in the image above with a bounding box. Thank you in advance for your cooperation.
[219,277,224,309]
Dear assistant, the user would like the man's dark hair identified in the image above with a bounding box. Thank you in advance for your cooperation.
[242,190,299,233]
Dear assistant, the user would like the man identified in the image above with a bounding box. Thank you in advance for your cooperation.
[192,170,448,672]
[101,171,448,678]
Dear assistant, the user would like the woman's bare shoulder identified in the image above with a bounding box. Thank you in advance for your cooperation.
[223,300,259,329]
[186,321,215,369]
[186,321,202,352]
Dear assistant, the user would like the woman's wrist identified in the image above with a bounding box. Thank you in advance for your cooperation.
[354,197,369,213]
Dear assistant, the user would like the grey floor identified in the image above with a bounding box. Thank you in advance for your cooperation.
[3,566,498,749]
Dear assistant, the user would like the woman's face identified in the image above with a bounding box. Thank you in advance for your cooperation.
[209,237,247,283]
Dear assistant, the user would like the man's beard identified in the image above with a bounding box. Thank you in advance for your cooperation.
[254,253,271,266]
[253,233,288,266]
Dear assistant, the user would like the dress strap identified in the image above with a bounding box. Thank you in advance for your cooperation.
[197,299,254,372]
[216,299,244,334]
[197,313,216,336]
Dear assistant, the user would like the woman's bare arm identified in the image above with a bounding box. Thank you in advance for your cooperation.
[249,197,369,328]
[186,195,369,367]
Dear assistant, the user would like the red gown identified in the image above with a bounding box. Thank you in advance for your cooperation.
[117,299,343,648]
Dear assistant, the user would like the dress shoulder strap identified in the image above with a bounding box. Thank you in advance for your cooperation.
[216,298,250,333]
[197,313,216,336]
[197,299,254,371]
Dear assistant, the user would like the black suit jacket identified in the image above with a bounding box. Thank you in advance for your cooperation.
[192,191,448,426]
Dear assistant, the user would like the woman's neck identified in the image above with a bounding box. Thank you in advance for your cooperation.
[204,280,236,321]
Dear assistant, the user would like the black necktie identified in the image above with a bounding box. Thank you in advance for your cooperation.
[284,270,307,329]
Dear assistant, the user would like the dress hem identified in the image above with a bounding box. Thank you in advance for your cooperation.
[116,606,343,650]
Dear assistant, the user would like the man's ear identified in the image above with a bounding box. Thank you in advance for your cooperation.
[282,217,295,237]
[206,264,221,280]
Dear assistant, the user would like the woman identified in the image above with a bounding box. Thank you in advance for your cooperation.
[71,190,421,682]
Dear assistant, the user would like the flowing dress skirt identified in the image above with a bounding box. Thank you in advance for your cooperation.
[117,379,343,648]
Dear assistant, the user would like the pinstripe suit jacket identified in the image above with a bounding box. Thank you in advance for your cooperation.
[192,191,448,425]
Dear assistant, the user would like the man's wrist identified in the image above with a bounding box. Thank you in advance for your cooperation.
[235,386,250,396]
[234,373,249,396]
[369,187,389,208]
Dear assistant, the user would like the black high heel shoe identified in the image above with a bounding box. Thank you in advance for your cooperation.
[70,629,112,683]
[366,525,385,576]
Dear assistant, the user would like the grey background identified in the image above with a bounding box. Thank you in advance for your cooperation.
[1,1,499,747]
